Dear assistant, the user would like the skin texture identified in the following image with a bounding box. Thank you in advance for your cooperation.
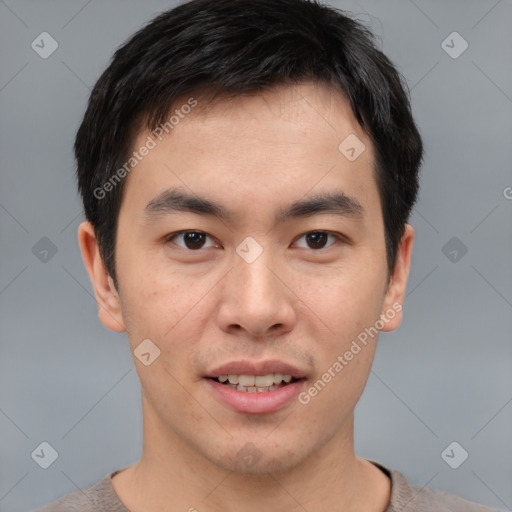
[78,82,414,512]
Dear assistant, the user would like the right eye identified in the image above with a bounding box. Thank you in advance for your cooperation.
[165,231,220,251]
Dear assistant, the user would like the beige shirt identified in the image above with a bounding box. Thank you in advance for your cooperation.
[35,462,498,511]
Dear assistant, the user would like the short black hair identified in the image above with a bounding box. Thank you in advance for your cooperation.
[75,0,423,288]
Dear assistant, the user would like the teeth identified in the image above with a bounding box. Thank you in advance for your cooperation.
[218,373,294,386]
[239,375,255,387]
[236,384,281,392]
[215,373,299,393]
[255,375,274,387]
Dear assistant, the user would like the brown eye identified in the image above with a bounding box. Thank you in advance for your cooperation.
[167,231,216,250]
[305,232,328,249]
[294,231,339,250]
[183,232,206,249]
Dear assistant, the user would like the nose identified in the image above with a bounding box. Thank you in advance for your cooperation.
[216,247,297,338]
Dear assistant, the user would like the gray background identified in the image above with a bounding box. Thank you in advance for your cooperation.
[0,0,511,511]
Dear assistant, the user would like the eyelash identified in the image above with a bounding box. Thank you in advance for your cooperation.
[164,230,345,251]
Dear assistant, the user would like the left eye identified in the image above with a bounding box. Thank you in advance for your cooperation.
[167,231,218,250]
[293,231,339,250]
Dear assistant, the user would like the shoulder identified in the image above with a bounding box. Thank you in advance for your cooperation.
[373,462,500,512]
[34,472,128,512]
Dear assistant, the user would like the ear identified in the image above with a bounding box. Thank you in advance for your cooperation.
[78,221,126,332]
[380,224,414,332]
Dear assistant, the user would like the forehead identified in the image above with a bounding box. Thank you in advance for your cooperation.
[121,82,378,224]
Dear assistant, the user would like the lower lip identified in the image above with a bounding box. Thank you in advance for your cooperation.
[205,378,305,414]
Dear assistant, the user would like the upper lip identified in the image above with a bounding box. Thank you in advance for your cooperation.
[206,360,308,379]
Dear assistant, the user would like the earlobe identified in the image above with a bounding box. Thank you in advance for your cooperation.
[77,221,126,333]
[380,224,414,332]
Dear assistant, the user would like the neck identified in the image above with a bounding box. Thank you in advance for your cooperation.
[112,398,390,512]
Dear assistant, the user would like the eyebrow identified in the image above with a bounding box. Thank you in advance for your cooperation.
[143,187,364,225]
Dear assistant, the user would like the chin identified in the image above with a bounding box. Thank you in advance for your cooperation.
[206,438,311,476]
[219,454,300,476]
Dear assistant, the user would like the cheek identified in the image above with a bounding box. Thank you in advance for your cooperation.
[308,351,375,422]
[298,262,385,339]
[120,274,205,402]
[300,291,380,419]
[120,265,208,338]
[296,264,385,400]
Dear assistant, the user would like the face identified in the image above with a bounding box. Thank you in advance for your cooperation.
[79,82,413,476]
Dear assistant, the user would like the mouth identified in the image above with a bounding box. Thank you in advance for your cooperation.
[203,361,308,414]
[206,373,304,393]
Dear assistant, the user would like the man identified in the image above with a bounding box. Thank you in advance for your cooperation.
[37,0,497,510]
